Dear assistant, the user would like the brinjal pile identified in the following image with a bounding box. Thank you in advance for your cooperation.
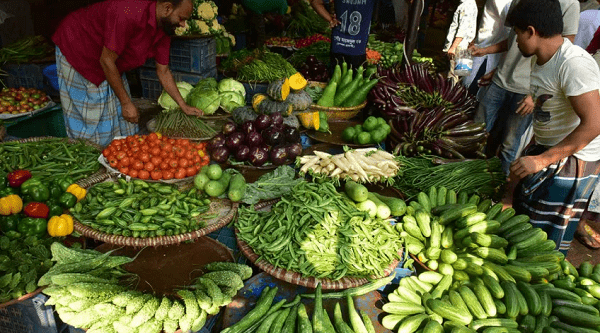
[369,63,487,159]
[208,112,303,167]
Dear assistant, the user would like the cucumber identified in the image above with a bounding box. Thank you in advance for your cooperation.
[438,263,454,276]
[455,220,501,240]
[427,298,473,326]
[437,187,447,207]
[470,318,518,330]
[521,240,557,253]
[449,290,471,315]
[458,191,469,204]
[552,306,600,328]
[381,313,406,331]
[438,204,478,225]
[482,274,504,299]
[455,212,488,229]
[477,199,492,213]
[519,314,536,333]
[471,233,509,248]
[502,222,533,240]
[485,203,504,220]
[517,281,542,316]
[446,189,457,204]
[428,186,438,209]
[473,281,497,317]
[493,299,506,315]
[397,314,429,333]
[561,260,579,278]
[404,221,426,242]
[539,290,552,317]
[500,281,522,318]
[415,209,432,237]
[473,247,508,265]
[345,181,368,202]
[297,303,313,333]
[468,194,481,205]
[543,288,581,302]
[440,249,458,264]
[495,207,516,223]
[417,192,432,212]
[497,214,530,234]
[419,271,444,285]
[356,200,378,218]
[367,193,391,219]
[441,226,454,248]
[503,264,532,282]
[452,258,468,271]
[430,221,442,249]
[552,299,599,315]
[459,285,487,319]
[423,319,444,333]
[372,193,407,216]
[382,302,426,315]
[431,275,453,299]
[534,315,549,333]
[550,321,600,333]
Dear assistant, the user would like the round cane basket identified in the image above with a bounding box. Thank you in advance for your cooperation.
[0,136,106,180]
[72,173,238,247]
[236,199,401,290]
[0,287,45,309]
[307,81,368,120]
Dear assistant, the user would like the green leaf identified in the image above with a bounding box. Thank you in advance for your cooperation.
[241,166,305,205]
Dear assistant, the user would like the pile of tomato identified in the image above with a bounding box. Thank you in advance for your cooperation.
[101,133,210,180]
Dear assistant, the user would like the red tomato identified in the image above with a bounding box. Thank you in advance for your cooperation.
[120,156,131,167]
[185,166,197,177]
[162,143,173,152]
[150,170,162,180]
[178,158,189,168]
[132,161,144,170]
[119,166,130,174]
[168,152,176,159]
[174,168,187,179]
[129,169,139,178]
[108,157,119,168]
[168,159,178,169]
[159,161,170,171]
[184,150,195,160]
[115,151,127,160]
[168,138,176,145]
[138,170,150,179]
[175,149,186,158]
[178,139,191,147]
[162,170,174,180]
[193,155,201,163]
[144,162,155,172]
[150,156,162,166]
[139,152,150,163]
[150,147,161,156]
[160,150,169,158]
[148,132,159,142]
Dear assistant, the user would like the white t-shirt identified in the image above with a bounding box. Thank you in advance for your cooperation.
[530,39,600,161]
[493,0,580,94]
[443,0,478,52]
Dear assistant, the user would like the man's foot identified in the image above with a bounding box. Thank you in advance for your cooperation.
[576,221,600,249]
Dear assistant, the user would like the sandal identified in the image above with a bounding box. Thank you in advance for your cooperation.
[576,222,600,249]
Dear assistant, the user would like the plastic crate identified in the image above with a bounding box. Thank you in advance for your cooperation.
[144,37,216,74]
[2,62,60,97]
[241,81,268,104]
[138,66,218,100]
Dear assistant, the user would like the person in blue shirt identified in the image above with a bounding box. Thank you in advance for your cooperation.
[310,0,375,69]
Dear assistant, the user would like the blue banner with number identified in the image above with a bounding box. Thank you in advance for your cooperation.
[331,0,375,56]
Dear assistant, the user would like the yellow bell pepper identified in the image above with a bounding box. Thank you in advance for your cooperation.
[0,194,23,216]
[47,214,74,237]
[66,184,86,202]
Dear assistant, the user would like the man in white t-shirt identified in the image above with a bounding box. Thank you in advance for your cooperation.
[503,0,600,254]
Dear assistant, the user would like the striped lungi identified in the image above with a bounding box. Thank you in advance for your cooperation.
[513,145,600,254]
[55,46,138,147]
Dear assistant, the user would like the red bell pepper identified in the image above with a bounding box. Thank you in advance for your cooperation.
[7,170,32,188]
[23,202,49,219]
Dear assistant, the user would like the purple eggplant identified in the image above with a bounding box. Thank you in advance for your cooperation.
[225,132,245,150]
[211,146,230,163]
[249,146,269,166]
[286,143,303,160]
[270,146,289,165]
[270,112,284,128]
[264,128,284,147]
[246,131,263,147]
[241,121,256,134]
[208,133,226,151]
[235,145,250,162]
[222,122,237,136]
[254,114,272,131]
[283,126,300,143]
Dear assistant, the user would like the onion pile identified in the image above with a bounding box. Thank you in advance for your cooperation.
[208,112,303,166]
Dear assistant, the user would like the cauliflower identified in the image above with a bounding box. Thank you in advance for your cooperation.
[175,21,190,36]
[197,1,218,21]
[196,20,210,34]
[211,20,221,32]
[228,34,236,46]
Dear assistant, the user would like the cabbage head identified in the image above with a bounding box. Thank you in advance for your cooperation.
[219,91,245,113]
[218,78,246,97]
[195,77,218,91]
[187,89,221,115]
[157,81,193,111]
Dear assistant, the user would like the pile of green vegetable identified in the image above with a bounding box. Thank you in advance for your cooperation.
[289,41,330,67]
[236,180,403,279]
[316,62,379,108]
[0,234,54,303]
[221,280,390,333]
[158,78,246,115]
[287,0,330,38]
[393,156,506,200]
[0,36,54,64]
[193,164,247,202]
[70,179,211,238]
[0,138,102,183]
[341,116,391,145]
[220,48,297,82]
[39,243,253,333]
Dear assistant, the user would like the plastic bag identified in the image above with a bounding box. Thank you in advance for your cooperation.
[454,48,473,77]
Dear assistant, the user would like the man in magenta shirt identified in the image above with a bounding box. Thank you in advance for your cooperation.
[52,0,202,146]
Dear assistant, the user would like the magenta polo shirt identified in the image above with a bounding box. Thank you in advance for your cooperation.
[52,0,171,86]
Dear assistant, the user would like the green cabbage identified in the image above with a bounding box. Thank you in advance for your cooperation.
[219,91,245,113]
[187,89,221,115]
[195,77,218,91]
[157,81,193,110]
[218,78,246,97]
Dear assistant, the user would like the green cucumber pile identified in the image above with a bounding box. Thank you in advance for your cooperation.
[40,243,252,333]
[377,184,600,332]
[221,282,381,333]
[316,62,379,108]
[70,179,211,238]
[236,180,403,280]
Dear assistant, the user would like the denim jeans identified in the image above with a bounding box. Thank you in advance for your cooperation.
[475,82,533,174]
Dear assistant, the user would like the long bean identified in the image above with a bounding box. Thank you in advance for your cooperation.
[0,138,101,182]
[236,181,403,280]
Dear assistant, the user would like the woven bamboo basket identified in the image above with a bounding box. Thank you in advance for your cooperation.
[72,173,238,247]
[307,81,367,120]
[236,199,401,290]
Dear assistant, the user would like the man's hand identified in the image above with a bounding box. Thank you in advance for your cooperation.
[329,14,340,28]
[447,47,456,59]
[478,69,496,87]
[121,101,139,123]
[508,155,548,181]
[469,45,486,57]
[181,104,204,117]
[515,95,534,115]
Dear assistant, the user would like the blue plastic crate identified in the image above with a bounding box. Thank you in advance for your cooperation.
[138,66,217,100]
[42,64,59,91]
[144,37,217,74]
[241,81,268,104]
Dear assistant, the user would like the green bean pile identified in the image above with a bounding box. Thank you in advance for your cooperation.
[237,181,403,280]
[394,156,506,200]
[70,179,210,238]
[237,52,297,82]
[0,138,102,183]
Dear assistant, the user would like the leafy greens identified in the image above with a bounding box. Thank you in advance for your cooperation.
[242,165,305,205]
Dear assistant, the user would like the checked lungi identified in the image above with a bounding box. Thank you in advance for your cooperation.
[513,145,600,255]
[55,46,138,147]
